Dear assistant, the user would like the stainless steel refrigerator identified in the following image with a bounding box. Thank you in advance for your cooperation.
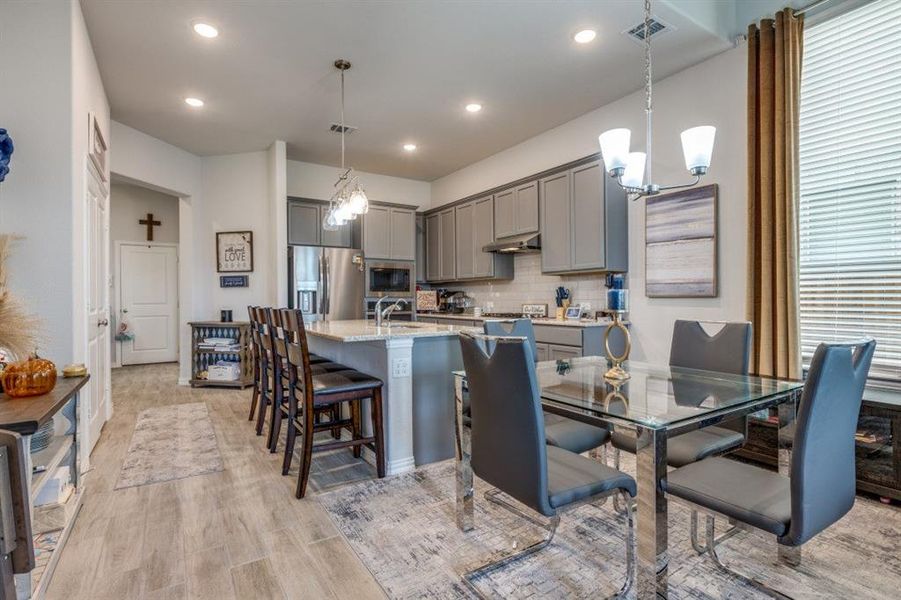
[289,246,365,321]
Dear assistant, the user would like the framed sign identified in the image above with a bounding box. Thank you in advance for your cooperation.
[219,275,249,288]
[217,231,253,272]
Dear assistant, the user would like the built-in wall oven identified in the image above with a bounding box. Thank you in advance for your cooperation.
[364,260,414,298]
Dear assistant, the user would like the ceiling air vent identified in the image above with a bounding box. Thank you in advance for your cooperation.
[329,123,357,134]
[624,17,672,43]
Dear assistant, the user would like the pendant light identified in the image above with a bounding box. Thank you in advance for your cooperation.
[323,59,369,231]
[598,0,715,197]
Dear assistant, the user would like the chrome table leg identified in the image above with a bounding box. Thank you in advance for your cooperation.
[777,390,801,567]
[635,425,668,599]
[455,373,474,532]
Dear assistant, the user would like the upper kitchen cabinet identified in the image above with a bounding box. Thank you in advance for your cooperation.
[415,214,426,282]
[425,208,457,281]
[288,198,353,247]
[452,196,513,281]
[363,205,416,260]
[539,160,627,274]
[494,180,539,239]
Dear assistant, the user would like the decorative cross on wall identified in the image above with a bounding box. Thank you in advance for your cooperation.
[139,213,161,241]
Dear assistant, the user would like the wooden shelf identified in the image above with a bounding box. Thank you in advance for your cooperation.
[190,321,253,389]
[30,487,84,600]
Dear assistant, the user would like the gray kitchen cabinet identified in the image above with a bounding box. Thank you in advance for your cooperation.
[571,161,605,270]
[473,196,495,277]
[494,181,539,239]
[539,171,572,272]
[364,205,415,260]
[288,199,353,247]
[415,214,426,282]
[514,181,539,235]
[389,207,415,260]
[540,160,628,274]
[440,208,456,280]
[425,213,441,281]
[288,201,321,246]
[548,344,581,361]
[534,343,550,362]
[455,203,475,279]
[493,188,516,239]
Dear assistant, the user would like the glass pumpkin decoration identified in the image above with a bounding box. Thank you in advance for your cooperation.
[1,356,57,398]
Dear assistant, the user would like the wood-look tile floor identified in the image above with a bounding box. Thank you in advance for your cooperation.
[45,363,386,600]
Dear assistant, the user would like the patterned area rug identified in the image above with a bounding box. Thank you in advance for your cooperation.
[318,457,901,599]
[115,402,224,489]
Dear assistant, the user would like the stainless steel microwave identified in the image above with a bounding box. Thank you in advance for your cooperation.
[364,261,414,297]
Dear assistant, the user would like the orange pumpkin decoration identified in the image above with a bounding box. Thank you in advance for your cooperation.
[2,356,57,398]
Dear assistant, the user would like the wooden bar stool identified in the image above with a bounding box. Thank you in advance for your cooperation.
[280,308,386,498]
[247,306,262,422]
[266,307,347,452]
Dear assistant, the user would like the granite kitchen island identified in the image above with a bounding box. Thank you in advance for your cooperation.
[305,320,476,475]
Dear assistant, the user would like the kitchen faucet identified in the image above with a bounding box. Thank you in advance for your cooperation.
[374,297,409,327]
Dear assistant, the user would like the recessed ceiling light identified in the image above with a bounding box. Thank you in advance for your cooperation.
[185,97,204,108]
[465,103,482,113]
[403,143,417,152]
[574,29,597,44]
[193,22,219,38]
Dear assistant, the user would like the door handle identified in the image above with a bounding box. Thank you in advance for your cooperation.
[121,308,128,314]
[98,319,109,327]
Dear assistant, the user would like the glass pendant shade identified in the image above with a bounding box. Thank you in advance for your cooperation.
[334,201,354,223]
[680,126,716,171]
[621,152,647,189]
[598,128,631,173]
[323,207,340,231]
[348,186,369,215]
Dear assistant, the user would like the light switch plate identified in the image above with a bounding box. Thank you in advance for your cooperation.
[392,357,411,378]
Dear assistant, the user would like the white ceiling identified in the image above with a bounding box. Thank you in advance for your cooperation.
[82,0,741,181]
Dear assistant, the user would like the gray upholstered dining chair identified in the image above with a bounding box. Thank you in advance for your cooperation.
[483,319,612,456]
[664,338,876,597]
[458,331,636,598]
[610,320,752,469]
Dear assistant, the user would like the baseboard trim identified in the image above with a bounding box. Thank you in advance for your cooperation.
[177,377,190,387]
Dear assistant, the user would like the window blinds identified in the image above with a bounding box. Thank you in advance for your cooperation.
[799,0,901,382]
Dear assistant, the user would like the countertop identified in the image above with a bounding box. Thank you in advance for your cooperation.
[305,319,479,343]
[416,312,620,328]
[0,375,89,435]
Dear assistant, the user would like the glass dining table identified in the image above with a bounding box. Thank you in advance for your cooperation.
[452,356,805,599]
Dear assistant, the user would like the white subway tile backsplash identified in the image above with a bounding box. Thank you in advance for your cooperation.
[446,253,607,314]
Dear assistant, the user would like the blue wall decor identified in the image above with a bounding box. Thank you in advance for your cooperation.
[0,129,13,183]
[220,275,249,288]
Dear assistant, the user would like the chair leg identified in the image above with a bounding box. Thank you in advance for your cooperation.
[331,405,342,440]
[268,384,284,453]
[255,373,270,436]
[282,415,298,476]
[351,401,362,459]
[690,511,744,554]
[618,490,635,599]
[462,513,561,597]
[248,384,260,422]
[370,387,386,478]
[295,408,316,499]
[704,515,793,600]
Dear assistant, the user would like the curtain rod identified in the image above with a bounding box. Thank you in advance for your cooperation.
[793,0,837,16]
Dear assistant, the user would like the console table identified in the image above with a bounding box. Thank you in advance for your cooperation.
[0,375,88,600]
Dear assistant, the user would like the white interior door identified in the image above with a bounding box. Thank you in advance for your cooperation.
[85,163,111,452]
[119,243,178,365]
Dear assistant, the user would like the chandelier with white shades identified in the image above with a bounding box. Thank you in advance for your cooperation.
[323,59,369,231]
[598,0,716,197]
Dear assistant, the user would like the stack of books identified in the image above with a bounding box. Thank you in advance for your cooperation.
[198,337,240,352]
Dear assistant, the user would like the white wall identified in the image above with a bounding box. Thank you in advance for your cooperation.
[200,151,275,315]
[0,1,109,366]
[287,159,431,210]
[432,46,748,363]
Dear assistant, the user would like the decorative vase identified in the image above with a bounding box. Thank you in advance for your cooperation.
[1,356,57,397]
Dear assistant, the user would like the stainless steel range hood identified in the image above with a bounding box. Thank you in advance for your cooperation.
[482,233,541,254]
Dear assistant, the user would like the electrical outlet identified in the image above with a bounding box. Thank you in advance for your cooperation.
[392,357,411,378]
